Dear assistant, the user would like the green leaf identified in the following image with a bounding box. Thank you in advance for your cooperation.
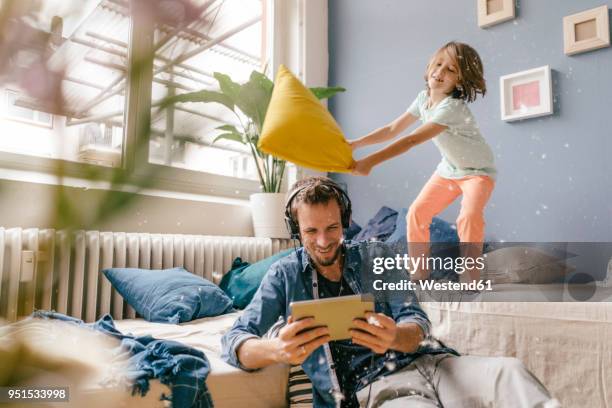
[216,124,240,134]
[161,90,234,112]
[213,72,241,104]
[309,86,346,100]
[212,132,245,145]
[235,70,274,132]
[249,70,274,95]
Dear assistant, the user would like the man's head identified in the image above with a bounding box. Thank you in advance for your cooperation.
[285,177,351,267]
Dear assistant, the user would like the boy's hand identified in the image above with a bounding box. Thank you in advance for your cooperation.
[351,159,373,176]
[274,316,331,365]
[350,312,398,354]
[348,139,360,151]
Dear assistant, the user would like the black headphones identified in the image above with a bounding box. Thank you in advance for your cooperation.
[284,178,352,240]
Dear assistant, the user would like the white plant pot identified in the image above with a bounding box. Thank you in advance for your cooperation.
[250,193,290,238]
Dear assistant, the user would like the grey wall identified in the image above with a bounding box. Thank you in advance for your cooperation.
[329,0,612,241]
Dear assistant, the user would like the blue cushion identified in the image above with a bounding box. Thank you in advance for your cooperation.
[102,267,234,324]
[353,206,398,242]
[385,208,408,244]
[344,220,362,240]
[430,217,460,243]
[220,249,293,309]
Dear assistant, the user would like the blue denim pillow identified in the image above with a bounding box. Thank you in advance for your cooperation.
[353,206,398,242]
[103,267,234,323]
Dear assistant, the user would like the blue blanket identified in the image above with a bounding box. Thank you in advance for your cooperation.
[32,310,213,408]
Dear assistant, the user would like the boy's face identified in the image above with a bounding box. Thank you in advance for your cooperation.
[427,49,460,95]
[296,200,344,268]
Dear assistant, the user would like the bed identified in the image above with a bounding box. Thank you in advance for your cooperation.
[421,283,612,408]
[0,311,289,408]
[102,312,290,407]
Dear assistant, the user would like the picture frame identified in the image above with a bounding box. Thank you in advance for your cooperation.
[499,66,553,122]
[477,0,515,28]
[563,5,610,55]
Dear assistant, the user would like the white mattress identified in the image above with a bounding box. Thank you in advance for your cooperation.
[105,312,289,408]
[421,285,612,408]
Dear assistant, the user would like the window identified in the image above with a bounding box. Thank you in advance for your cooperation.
[0,0,128,168]
[148,0,265,182]
[0,0,320,198]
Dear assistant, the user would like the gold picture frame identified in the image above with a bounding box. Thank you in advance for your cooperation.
[563,5,610,55]
[477,0,515,28]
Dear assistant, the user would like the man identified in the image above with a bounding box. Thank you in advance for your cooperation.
[222,176,558,407]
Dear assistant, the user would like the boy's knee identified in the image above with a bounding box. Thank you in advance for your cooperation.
[456,210,484,225]
[408,204,432,222]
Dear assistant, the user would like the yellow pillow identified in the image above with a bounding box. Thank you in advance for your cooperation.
[258,65,354,173]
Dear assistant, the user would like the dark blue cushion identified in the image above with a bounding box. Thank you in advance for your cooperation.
[344,220,362,240]
[386,208,460,244]
[430,217,460,243]
[220,249,293,309]
[102,267,234,324]
[353,206,398,242]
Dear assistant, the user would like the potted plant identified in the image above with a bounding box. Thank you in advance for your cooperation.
[163,70,345,238]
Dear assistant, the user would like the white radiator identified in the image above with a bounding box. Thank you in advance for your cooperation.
[0,227,293,322]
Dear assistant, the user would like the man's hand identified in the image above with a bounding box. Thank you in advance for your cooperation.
[351,159,374,176]
[350,312,398,354]
[274,316,331,365]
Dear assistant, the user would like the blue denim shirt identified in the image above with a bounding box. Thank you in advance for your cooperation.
[221,240,456,407]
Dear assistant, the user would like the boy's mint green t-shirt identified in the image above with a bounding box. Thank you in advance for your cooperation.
[407,90,497,181]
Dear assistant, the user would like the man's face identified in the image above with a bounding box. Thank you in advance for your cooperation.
[296,200,344,267]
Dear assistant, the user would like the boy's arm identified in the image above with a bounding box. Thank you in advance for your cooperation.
[352,122,447,175]
[350,111,419,149]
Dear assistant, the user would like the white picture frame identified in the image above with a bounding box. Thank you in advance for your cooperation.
[563,5,610,56]
[499,66,553,122]
[477,0,516,28]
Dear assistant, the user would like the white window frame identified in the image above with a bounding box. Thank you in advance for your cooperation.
[4,89,54,128]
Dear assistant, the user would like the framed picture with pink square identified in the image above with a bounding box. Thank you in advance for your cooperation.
[499,66,553,122]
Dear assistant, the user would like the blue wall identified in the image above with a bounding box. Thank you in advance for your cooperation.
[329,0,612,242]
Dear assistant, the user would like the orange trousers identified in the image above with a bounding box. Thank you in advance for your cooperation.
[407,173,495,245]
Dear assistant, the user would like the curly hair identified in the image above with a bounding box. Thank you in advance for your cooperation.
[286,176,346,222]
[424,41,486,103]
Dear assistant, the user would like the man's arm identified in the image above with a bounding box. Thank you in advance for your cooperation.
[221,266,287,371]
[392,322,425,353]
[351,313,424,354]
[237,317,330,369]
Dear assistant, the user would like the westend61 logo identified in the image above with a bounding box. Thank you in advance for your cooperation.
[371,278,493,292]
